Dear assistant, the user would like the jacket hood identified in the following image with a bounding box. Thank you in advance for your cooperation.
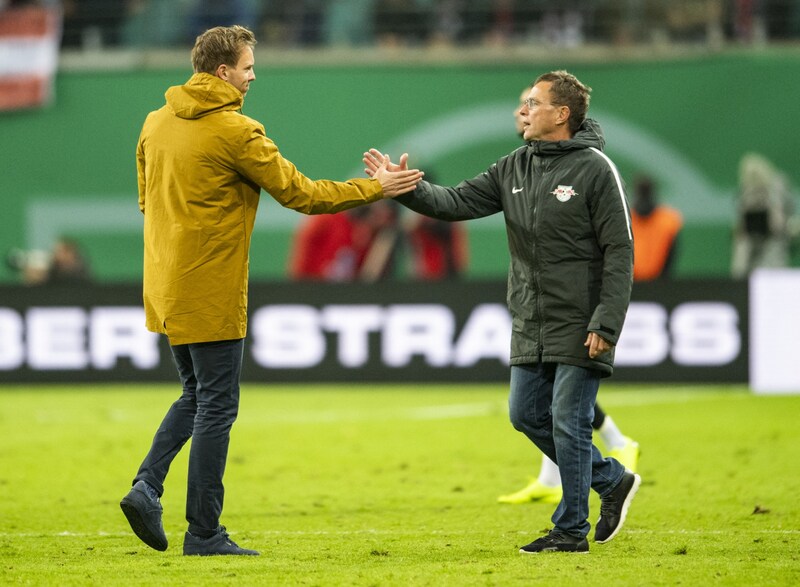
[527,117,606,155]
[165,72,243,120]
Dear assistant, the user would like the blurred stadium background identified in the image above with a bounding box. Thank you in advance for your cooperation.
[1,0,799,392]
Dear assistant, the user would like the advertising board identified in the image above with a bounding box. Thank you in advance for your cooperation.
[0,279,749,384]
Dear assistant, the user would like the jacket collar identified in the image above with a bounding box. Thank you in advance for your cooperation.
[526,117,606,156]
[165,72,244,120]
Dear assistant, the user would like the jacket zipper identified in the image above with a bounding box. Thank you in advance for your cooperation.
[532,157,546,358]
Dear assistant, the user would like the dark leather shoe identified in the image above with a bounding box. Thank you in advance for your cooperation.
[183,526,259,556]
[120,480,168,551]
[594,470,641,543]
[520,530,589,553]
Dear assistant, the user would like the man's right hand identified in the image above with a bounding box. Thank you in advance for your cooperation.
[366,150,423,197]
[364,149,409,175]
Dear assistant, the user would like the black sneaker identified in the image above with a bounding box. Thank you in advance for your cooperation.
[183,526,260,556]
[519,530,589,554]
[120,480,168,551]
[594,470,641,544]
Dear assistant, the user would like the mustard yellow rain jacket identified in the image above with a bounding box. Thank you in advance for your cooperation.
[137,73,383,345]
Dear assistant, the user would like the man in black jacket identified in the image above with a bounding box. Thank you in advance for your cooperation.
[497,85,641,507]
[363,70,640,553]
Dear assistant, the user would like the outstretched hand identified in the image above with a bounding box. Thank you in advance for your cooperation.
[364,149,409,176]
[363,149,422,198]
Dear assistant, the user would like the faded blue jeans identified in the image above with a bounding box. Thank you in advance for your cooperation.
[508,363,625,539]
[133,338,244,538]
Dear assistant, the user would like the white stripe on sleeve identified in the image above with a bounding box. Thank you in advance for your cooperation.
[589,147,632,241]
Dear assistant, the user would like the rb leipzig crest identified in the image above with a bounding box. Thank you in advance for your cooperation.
[551,185,577,202]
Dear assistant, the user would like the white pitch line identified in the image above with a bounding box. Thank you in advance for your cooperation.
[599,389,750,408]
[3,528,798,539]
[245,402,504,424]
[244,391,725,425]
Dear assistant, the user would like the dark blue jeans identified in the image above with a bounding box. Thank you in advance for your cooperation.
[133,338,244,538]
[508,363,625,538]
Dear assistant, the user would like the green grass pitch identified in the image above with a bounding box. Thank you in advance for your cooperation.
[1,383,798,585]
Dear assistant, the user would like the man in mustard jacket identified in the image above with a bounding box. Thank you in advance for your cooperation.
[119,25,423,556]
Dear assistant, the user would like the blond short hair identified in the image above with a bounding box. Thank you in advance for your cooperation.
[191,25,257,74]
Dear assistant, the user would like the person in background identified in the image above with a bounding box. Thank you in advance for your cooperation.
[629,174,683,281]
[355,199,404,281]
[404,170,469,280]
[46,237,92,284]
[5,236,92,286]
[731,152,796,278]
[365,70,640,553]
[61,0,128,48]
[120,24,423,557]
[496,85,640,507]
[405,214,468,279]
[288,199,403,282]
[373,0,430,47]
[287,210,361,281]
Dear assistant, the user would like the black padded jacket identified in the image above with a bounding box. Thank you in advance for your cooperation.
[396,119,633,376]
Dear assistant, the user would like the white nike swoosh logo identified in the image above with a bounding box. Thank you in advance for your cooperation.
[512,187,523,194]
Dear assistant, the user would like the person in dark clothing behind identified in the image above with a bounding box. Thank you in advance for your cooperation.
[629,174,683,281]
[46,237,92,284]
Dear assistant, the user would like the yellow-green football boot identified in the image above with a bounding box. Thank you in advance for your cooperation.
[498,479,562,505]
[608,437,640,473]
